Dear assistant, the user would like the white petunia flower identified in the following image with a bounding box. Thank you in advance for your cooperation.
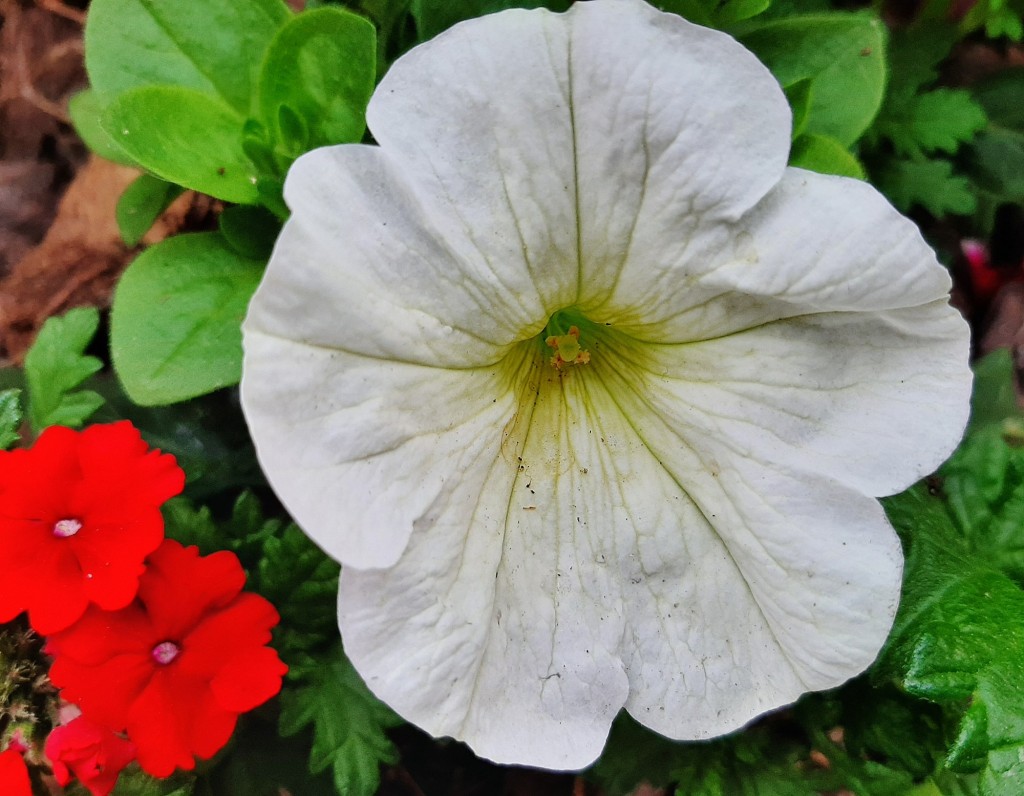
[241,0,971,770]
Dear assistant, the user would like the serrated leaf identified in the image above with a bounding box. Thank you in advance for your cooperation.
[84,0,291,114]
[971,68,1024,132]
[258,525,340,661]
[257,7,376,158]
[739,13,886,145]
[279,646,402,796]
[223,491,283,565]
[0,389,22,450]
[117,174,185,248]
[24,307,104,432]
[162,498,221,555]
[874,88,987,159]
[879,485,1024,794]
[110,232,263,406]
[103,87,260,204]
[874,157,976,216]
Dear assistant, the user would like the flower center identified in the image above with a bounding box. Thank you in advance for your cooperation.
[52,518,83,538]
[544,310,591,370]
[151,641,181,665]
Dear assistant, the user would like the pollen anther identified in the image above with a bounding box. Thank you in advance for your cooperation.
[546,326,591,369]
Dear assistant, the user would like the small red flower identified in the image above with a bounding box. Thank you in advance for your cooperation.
[47,540,287,777]
[0,748,31,796]
[0,422,185,634]
[46,716,136,796]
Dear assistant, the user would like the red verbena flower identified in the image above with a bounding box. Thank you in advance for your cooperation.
[46,716,136,796]
[0,421,184,634]
[0,748,31,796]
[46,540,287,777]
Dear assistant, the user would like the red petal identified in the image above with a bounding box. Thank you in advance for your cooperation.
[0,749,31,796]
[138,541,246,639]
[210,645,287,712]
[74,422,184,516]
[127,670,236,777]
[49,652,153,730]
[45,717,136,796]
[45,602,153,664]
[0,426,81,517]
[179,593,279,678]
[24,546,89,635]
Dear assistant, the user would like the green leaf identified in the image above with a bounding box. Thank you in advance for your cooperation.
[116,174,185,248]
[711,0,771,26]
[0,389,23,450]
[68,89,137,165]
[874,157,976,216]
[257,525,340,664]
[110,232,263,406]
[24,307,104,432]
[162,498,221,555]
[972,68,1024,132]
[835,681,945,781]
[790,133,865,178]
[884,24,958,99]
[279,646,402,796]
[219,206,281,261]
[968,349,1021,433]
[873,88,987,159]
[879,484,1024,794]
[103,87,259,204]
[84,0,291,114]
[257,7,376,157]
[965,69,1024,202]
[785,79,813,140]
[739,13,886,146]
[966,128,1024,201]
[411,0,572,41]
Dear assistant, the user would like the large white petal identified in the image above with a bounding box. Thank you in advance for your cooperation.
[588,168,963,342]
[599,301,971,498]
[369,0,791,313]
[339,347,902,767]
[241,331,534,568]
[246,145,536,367]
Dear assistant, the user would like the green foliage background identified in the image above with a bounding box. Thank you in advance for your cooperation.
[4,0,1024,793]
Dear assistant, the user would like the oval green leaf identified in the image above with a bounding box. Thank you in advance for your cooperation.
[740,13,886,146]
[103,86,259,204]
[790,133,865,179]
[111,233,264,406]
[85,0,291,113]
[258,7,377,153]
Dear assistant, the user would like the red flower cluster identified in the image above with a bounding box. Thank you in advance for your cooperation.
[0,422,287,794]
[48,540,288,777]
[0,422,184,634]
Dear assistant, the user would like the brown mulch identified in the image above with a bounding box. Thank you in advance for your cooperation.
[0,0,211,365]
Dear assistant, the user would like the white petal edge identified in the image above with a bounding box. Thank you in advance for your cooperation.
[338,350,903,767]
[587,168,964,343]
[241,331,532,568]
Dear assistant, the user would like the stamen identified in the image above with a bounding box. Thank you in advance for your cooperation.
[546,326,591,370]
[151,641,181,665]
[53,518,83,538]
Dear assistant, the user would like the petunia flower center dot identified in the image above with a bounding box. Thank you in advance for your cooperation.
[543,310,592,370]
[52,518,83,538]
[151,641,180,665]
